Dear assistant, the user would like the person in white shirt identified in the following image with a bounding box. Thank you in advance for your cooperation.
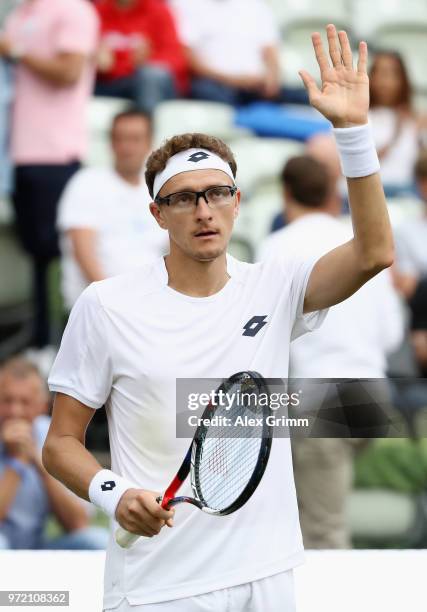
[43,27,394,611]
[258,155,404,548]
[170,0,307,106]
[57,109,168,310]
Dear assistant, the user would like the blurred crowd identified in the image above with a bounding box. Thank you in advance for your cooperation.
[0,0,427,551]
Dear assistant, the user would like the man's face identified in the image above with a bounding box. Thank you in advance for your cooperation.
[0,374,47,427]
[150,169,240,262]
[111,116,152,176]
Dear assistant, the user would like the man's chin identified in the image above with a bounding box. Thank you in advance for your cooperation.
[192,246,226,261]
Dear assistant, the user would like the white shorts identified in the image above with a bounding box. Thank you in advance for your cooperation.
[104,570,296,612]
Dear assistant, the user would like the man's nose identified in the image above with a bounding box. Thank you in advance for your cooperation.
[195,194,213,219]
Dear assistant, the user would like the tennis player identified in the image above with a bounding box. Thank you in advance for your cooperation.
[43,26,393,611]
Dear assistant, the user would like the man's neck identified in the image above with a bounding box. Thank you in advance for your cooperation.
[164,249,229,298]
[114,166,141,187]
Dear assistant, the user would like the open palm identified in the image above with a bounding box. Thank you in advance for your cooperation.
[300,24,369,128]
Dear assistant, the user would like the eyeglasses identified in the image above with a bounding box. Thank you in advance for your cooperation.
[155,185,237,212]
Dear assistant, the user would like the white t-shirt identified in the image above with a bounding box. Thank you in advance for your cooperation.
[57,167,168,309]
[257,213,404,377]
[369,107,419,188]
[170,0,279,78]
[48,253,326,608]
[395,213,427,276]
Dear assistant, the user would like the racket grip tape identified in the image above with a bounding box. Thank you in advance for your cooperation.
[115,527,140,548]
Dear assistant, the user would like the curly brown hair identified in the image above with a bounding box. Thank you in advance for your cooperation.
[145,133,238,198]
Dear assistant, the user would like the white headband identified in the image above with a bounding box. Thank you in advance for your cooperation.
[153,148,235,199]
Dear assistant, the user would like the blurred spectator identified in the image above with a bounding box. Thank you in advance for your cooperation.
[0,357,108,549]
[170,0,307,106]
[270,133,344,233]
[394,153,427,377]
[369,51,421,195]
[95,0,188,113]
[57,109,167,310]
[258,156,404,548]
[0,0,99,356]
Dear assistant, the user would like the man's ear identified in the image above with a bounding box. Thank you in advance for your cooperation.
[233,189,241,219]
[149,202,168,230]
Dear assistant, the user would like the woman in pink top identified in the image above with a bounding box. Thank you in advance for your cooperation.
[0,0,99,352]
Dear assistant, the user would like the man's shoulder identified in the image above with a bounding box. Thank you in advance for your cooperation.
[63,167,116,197]
[71,166,112,185]
[90,259,165,308]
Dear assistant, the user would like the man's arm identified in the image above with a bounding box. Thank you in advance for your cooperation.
[43,394,174,537]
[0,39,86,86]
[68,228,105,283]
[33,454,89,532]
[20,52,87,86]
[0,469,22,521]
[299,25,393,313]
[0,419,34,521]
[261,45,281,99]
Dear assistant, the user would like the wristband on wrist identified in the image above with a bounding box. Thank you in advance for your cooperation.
[5,457,29,480]
[333,123,380,178]
[88,469,136,519]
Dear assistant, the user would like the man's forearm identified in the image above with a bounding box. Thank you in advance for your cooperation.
[42,435,103,501]
[0,469,23,521]
[20,52,85,86]
[69,229,105,283]
[34,456,89,531]
[347,172,394,272]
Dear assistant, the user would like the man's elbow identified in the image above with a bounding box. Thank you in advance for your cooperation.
[362,249,394,276]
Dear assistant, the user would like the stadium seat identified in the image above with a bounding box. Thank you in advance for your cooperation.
[153,100,251,147]
[235,182,284,248]
[232,136,304,196]
[348,489,425,547]
[85,96,131,167]
[352,0,427,39]
[268,0,350,32]
[351,0,427,91]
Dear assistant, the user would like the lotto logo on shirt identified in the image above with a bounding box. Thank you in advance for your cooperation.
[242,315,268,337]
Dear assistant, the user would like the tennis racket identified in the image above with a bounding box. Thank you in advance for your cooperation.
[116,371,272,548]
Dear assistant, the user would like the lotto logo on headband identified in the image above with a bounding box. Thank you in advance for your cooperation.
[188,151,210,163]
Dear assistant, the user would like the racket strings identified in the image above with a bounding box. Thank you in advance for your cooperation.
[195,380,266,511]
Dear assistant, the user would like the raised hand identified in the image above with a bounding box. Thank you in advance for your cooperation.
[299,24,369,128]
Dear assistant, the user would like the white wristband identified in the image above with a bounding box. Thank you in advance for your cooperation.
[333,123,380,178]
[88,469,136,519]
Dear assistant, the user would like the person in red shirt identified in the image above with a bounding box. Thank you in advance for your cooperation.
[95,0,188,113]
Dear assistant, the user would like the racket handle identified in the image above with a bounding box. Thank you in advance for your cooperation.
[115,527,140,549]
[115,494,165,548]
